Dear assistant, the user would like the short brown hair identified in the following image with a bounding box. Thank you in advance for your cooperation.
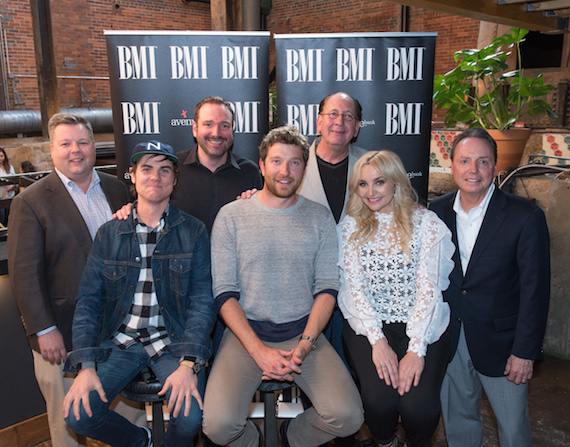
[451,128,497,162]
[48,113,94,142]
[259,125,309,165]
[194,96,234,123]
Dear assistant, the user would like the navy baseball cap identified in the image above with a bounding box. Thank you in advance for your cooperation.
[131,140,179,164]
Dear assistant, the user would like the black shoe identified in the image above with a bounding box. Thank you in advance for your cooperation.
[279,419,291,447]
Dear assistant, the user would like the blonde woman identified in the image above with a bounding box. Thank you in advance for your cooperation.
[338,151,454,447]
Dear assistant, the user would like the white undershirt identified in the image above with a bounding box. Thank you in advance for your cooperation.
[452,183,495,275]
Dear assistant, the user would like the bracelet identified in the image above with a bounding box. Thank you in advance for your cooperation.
[300,334,317,350]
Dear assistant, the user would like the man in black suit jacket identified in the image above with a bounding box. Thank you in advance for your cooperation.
[8,113,133,447]
[430,128,550,447]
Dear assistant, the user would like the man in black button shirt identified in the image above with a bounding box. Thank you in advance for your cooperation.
[173,96,263,234]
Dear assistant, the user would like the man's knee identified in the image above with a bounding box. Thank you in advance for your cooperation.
[171,406,203,439]
[65,410,103,437]
[322,403,364,438]
[203,411,245,446]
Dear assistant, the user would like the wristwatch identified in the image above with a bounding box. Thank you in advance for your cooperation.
[300,334,317,350]
[180,356,201,374]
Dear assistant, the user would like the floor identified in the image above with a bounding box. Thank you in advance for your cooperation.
[34,354,569,447]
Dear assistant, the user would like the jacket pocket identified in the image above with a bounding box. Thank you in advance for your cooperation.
[169,257,193,297]
[494,314,518,332]
[103,264,127,300]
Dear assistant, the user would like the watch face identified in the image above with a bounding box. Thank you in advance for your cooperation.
[192,363,201,374]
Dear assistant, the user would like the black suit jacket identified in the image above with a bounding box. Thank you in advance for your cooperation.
[430,188,550,376]
[8,171,131,352]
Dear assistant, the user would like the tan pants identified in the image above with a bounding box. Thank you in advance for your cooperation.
[33,350,146,447]
[203,330,364,447]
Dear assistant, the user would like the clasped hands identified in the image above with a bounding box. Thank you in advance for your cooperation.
[372,337,425,396]
[253,342,310,382]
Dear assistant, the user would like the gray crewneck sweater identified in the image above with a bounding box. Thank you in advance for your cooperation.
[211,195,340,342]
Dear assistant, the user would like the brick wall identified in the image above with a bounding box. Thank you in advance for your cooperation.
[1,0,210,110]
[1,0,479,116]
[266,1,479,122]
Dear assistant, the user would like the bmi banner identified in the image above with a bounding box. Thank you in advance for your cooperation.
[274,33,436,199]
[105,31,270,181]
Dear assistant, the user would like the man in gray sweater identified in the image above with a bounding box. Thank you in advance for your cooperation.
[202,125,363,447]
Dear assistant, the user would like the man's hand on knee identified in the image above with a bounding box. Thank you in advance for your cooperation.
[63,368,107,421]
[159,365,202,419]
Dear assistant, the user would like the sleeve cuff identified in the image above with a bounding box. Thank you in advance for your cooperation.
[214,291,240,313]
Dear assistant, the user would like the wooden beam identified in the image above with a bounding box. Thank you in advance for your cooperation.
[29,0,60,138]
[211,0,229,31]
[530,1,570,12]
[392,0,563,31]
[0,413,49,447]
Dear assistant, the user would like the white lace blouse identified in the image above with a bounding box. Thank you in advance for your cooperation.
[338,207,455,356]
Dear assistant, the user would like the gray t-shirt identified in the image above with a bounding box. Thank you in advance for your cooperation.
[211,195,340,342]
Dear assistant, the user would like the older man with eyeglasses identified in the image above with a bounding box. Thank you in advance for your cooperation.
[297,91,368,225]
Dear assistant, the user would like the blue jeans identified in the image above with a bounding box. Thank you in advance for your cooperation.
[65,339,205,447]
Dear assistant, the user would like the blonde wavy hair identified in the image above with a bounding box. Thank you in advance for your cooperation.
[346,150,418,258]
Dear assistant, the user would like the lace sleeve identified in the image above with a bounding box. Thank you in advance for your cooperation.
[406,210,453,356]
[338,218,385,345]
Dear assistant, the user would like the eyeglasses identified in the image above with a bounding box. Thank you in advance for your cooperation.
[320,111,357,122]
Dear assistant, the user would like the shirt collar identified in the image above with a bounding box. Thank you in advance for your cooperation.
[55,168,99,192]
[453,182,495,217]
[133,201,169,231]
[184,145,241,171]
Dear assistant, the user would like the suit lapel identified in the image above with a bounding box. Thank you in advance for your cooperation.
[99,172,126,212]
[441,192,464,282]
[464,188,507,278]
[45,172,93,257]
[299,140,330,213]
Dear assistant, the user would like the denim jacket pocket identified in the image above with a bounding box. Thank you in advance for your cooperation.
[169,256,193,297]
[103,263,127,300]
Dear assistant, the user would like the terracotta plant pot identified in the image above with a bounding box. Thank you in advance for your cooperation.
[487,128,532,174]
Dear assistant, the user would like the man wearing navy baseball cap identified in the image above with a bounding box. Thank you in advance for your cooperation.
[63,140,215,447]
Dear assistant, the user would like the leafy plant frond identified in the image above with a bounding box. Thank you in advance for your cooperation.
[433,28,557,131]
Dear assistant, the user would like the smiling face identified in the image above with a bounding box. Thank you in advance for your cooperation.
[50,123,96,189]
[451,137,496,208]
[260,142,306,201]
[130,154,177,207]
[356,163,396,214]
[316,93,361,153]
[193,102,234,163]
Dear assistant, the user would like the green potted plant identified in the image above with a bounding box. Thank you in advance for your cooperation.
[433,28,558,171]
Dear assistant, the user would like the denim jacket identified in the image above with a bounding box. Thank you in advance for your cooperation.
[65,203,215,372]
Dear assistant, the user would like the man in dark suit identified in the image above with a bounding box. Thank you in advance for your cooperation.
[8,113,133,447]
[430,128,550,447]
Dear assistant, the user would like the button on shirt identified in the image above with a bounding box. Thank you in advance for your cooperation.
[453,183,495,275]
[55,168,113,240]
